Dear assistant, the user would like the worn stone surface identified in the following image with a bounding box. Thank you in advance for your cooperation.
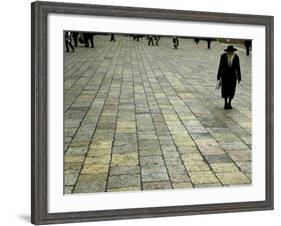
[64,35,252,194]
[215,172,251,185]
[107,174,141,189]
[143,181,172,190]
[189,171,220,185]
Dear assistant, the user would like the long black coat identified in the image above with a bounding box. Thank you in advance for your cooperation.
[217,53,241,99]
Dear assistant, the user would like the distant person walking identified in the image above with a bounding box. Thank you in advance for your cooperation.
[64,31,74,52]
[244,40,251,56]
[148,35,154,46]
[206,38,212,49]
[110,34,116,42]
[194,37,200,45]
[72,32,79,47]
[133,35,140,41]
[217,45,241,109]
[173,37,179,49]
[154,36,160,46]
[83,32,94,48]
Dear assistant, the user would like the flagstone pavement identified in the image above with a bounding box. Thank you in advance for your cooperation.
[64,35,252,194]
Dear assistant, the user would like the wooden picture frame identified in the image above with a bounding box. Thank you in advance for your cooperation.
[31,1,274,224]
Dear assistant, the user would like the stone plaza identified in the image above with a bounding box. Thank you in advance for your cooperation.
[64,35,252,194]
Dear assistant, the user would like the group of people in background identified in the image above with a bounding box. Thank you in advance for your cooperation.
[65,31,252,56]
[64,32,95,52]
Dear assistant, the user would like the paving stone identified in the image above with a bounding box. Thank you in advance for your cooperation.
[210,163,240,172]
[80,164,109,174]
[64,155,85,163]
[215,171,251,185]
[219,141,249,150]
[194,183,222,188]
[112,143,138,154]
[107,174,141,189]
[84,156,111,165]
[172,182,193,189]
[141,166,169,182]
[235,161,252,173]
[143,181,172,190]
[166,164,187,175]
[66,146,88,155]
[163,157,182,165]
[204,154,233,164]
[226,150,251,161]
[64,162,83,171]
[181,153,204,162]
[197,144,225,155]
[110,166,140,176]
[107,186,141,192]
[169,173,191,183]
[64,171,80,186]
[183,160,210,171]
[189,171,220,185]
[64,186,73,194]
[74,180,106,193]
[111,153,139,166]
[140,156,165,166]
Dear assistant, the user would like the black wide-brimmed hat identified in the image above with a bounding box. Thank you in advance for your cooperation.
[224,45,237,52]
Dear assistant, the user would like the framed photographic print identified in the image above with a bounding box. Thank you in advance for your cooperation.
[31,1,274,225]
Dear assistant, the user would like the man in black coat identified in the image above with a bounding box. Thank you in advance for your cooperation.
[217,45,241,109]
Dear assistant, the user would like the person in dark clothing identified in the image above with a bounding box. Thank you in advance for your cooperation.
[154,36,160,46]
[173,37,179,49]
[194,37,200,45]
[148,35,154,46]
[217,45,241,109]
[88,33,94,48]
[110,34,116,42]
[72,32,79,47]
[133,35,140,41]
[64,31,74,52]
[244,40,251,56]
[206,38,212,49]
[83,32,94,48]
[83,33,89,47]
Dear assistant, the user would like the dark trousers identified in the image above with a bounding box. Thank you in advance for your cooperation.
[65,41,74,52]
[110,34,115,41]
[133,36,140,41]
[194,38,200,44]
[245,44,250,55]
[72,32,79,47]
[83,33,94,47]
[88,34,94,47]
[148,37,154,46]
[207,40,212,49]
[155,36,160,46]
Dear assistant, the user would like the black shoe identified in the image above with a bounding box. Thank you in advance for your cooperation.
[228,104,233,109]
[224,103,230,110]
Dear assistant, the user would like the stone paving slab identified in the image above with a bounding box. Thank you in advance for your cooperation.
[64,35,252,194]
